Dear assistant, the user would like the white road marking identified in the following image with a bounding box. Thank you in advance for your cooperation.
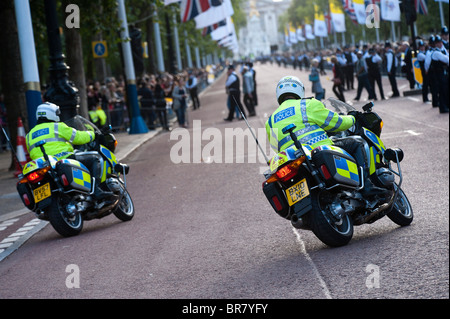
[292,228,333,299]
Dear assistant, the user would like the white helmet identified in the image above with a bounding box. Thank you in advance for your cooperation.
[36,102,61,122]
[276,76,305,104]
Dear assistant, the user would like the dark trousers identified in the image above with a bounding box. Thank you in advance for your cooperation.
[226,91,245,120]
[243,93,256,116]
[436,72,449,112]
[421,73,430,102]
[332,83,345,102]
[428,70,439,107]
[388,72,400,96]
[189,88,200,109]
[355,74,375,100]
[368,71,385,99]
[252,85,258,106]
[345,65,354,90]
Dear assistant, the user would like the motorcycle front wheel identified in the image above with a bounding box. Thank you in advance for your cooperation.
[310,191,354,247]
[47,194,83,237]
[113,183,135,221]
[387,185,413,226]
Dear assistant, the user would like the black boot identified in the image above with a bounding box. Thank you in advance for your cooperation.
[361,174,389,197]
[93,186,118,205]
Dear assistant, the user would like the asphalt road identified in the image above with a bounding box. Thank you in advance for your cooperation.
[0,63,448,302]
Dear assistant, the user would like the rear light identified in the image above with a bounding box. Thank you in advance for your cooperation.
[320,164,332,180]
[22,194,30,206]
[20,166,51,184]
[61,174,69,186]
[271,196,283,211]
[267,156,306,183]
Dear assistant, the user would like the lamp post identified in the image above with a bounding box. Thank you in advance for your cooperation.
[43,0,79,121]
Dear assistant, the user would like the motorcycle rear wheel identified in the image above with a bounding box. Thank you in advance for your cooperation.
[47,194,83,237]
[387,185,413,226]
[310,191,354,247]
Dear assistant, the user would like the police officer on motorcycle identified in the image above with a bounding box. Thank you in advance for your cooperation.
[266,76,385,197]
[26,102,117,203]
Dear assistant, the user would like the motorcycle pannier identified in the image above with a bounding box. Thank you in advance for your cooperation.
[55,159,92,193]
[262,181,289,219]
[311,145,360,188]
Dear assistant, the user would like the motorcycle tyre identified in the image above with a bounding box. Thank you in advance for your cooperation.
[310,192,354,247]
[47,195,83,237]
[113,184,135,221]
[387,185,413,226]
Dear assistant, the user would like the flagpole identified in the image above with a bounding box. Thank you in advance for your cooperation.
[184,30,193,68]
[153,6,165,72]
[173,13,182,71]
[438,1,445,28]
[391,21,396,42]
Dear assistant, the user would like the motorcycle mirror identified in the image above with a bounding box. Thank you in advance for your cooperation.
[362,101,374,112]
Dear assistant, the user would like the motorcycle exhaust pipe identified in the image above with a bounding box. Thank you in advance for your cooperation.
[291,214,308,230]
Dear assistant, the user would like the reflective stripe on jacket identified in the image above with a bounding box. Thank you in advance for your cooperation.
[265,98,355,152]
[26,122,94,160]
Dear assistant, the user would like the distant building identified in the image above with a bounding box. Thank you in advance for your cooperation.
[237,0,291,59]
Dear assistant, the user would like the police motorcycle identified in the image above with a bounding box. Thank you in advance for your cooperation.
[16,115,134,237]
[262,98,413,247]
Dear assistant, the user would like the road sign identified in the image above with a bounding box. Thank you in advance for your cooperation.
[92,41,108,58]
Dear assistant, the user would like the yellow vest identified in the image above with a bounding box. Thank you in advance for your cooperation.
[26,122,94,160]
[265,98,355,152]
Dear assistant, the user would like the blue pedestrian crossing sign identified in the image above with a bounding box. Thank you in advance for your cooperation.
[92,41,108,58]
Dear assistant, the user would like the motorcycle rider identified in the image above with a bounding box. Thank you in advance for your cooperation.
[26,102,117,203]
[266,76,385,197]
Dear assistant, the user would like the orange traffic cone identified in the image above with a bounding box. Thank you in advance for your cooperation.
[14,117,31,177]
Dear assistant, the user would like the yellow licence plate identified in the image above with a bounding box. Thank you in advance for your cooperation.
[286,178,310,206]
[33,183,51,203]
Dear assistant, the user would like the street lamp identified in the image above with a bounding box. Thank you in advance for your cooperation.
[43,0,79,121]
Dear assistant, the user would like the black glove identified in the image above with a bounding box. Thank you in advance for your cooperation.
[347,110,361,119]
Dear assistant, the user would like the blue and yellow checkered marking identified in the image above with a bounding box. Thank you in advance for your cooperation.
[72,168,91,190]
[364,128,385,154]
[334,156,359,183]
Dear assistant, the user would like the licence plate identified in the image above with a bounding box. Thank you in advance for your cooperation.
[33,183,51,203]
[286,178,310,206]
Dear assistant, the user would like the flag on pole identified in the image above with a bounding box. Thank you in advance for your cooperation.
[341,0,358,25]
[180,0,215,22]
[202,19,226,36]
[415,0,428,14]
[314,5,328,37]
[353,0,367,24]
[194,0,233,29]
[289,23,298,43]
[296,26,306,41]
[210,17,232,40]
[380,0,401,21]
[330,0,346,32]
[285,26,291,46]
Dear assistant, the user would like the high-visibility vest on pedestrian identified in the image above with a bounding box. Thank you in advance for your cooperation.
[26,122,94,160]
[265,98,355,152]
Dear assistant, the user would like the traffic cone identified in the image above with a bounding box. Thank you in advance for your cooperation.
[14,117,31,177]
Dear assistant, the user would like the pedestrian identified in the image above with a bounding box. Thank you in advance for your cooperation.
[425,35,449,113]
[309,59,325,101]
[172,77,188,127]
[416,40,430,103]
[137,78,156,129]
[343,45,356,90]
[248,62,258,107]
[354,50,376,101]
[441,26,449,51]
[366,47,385,100]
[224,65,246,122]
[330,56,346,102]
[241,66,256,116]
[384,42,400,98]
[154,78,170,131]
[186,71,200,110]
[401,41,415,89]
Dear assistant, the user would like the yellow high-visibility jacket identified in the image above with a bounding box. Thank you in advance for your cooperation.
[26,122,94,160]
[265,98,355,152]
